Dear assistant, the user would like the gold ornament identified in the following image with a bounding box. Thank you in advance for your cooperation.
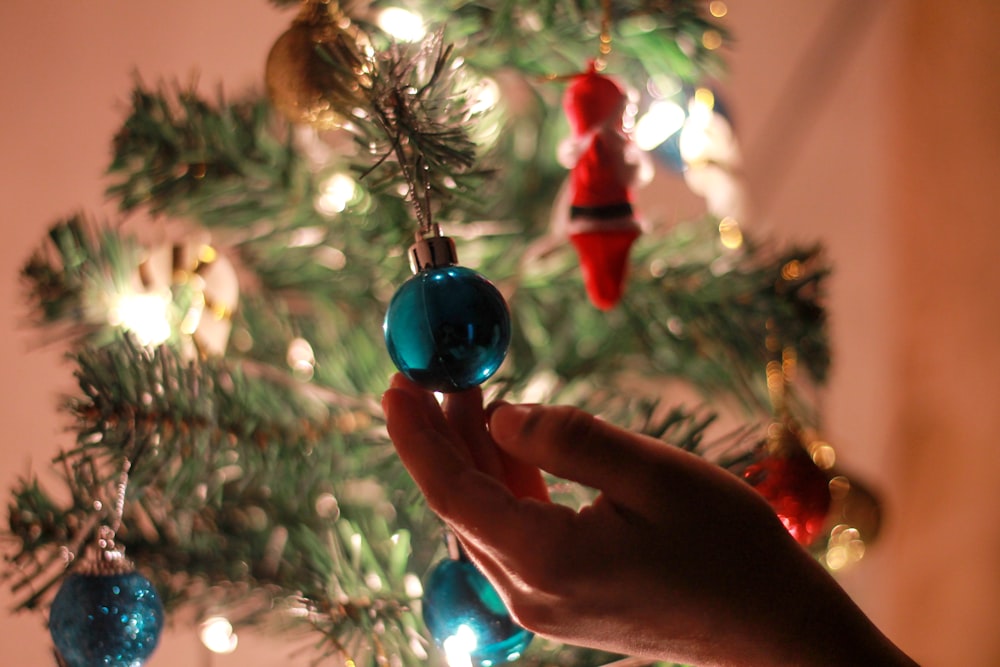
[265,0,366,129]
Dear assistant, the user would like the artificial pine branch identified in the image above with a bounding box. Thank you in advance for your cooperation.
[108,82,308,226]
[331,32,490,230]
[261,0,727,80]
[5,337,437,657]
[5,2,837,665]
[21,216,139,335]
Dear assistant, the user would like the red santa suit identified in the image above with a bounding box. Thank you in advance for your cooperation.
[560,66,642,310]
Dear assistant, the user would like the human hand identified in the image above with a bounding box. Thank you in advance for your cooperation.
[382,374,915,667]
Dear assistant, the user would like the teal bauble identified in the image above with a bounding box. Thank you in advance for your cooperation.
[49,570,164,667]
[423,557,533,666]
[384,234,510,392]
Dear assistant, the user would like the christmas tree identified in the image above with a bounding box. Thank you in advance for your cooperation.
[1,1,892,666]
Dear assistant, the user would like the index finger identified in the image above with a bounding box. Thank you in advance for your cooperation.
[383,387,577,588]
[382,385,523,535]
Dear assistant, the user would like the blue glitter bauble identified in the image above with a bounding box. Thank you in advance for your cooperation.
[423,558,533,666]
[49,571,164,667]
[384,266,511,392]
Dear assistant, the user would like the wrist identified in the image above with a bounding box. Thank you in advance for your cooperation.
[753,547,917,667]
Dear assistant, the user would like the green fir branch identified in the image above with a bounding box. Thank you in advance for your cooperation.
[6,337,437,660]
[5,3,835,665]
[21,216,139,336]
[107,81,311,228]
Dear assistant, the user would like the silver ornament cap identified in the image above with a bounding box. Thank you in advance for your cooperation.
[408,224,458,274]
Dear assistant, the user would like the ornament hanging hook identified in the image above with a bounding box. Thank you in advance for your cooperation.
[105,406,141,539]
[85,409,144,573]
[414,154,435,237]
[108,456,132,538]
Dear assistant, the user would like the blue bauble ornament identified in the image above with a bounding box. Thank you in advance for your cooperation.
[648,85,733,174]
[49,570,164,667]
[384,232,510,392]
[423,557,533,666]
[653,130,685,173]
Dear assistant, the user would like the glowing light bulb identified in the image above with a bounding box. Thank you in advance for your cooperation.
[109,292,172,346]
[679,115,712,164]
[403,573,423,598]
[710,1,728,18]
[286,337,316,380]
[702,29,723,50]
[316,173,359,215]
[468,77,500,116]
[693,87,715,112]
[443,624,478,667]
[719,216,743,249]
[200,616,238,654]
[288,226,327,248]
[634,99,686,151]
[377,7,426,42]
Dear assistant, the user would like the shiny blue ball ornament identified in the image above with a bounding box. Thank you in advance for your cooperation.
[384,232,510,392]
[423,557,533,666]
[49,570,164,667]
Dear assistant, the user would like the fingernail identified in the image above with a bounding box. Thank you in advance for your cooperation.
[489,404,532,443]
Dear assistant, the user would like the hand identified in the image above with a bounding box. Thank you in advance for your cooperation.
[382,374,916,667]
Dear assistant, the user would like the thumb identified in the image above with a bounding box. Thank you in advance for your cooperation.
[489,403,670,506]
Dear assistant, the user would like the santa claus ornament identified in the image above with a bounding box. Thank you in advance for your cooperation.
[558,64,644,310]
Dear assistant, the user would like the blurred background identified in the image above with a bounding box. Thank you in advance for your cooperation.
[1,1,998,665]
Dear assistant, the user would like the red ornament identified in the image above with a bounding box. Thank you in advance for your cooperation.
[744,427,832,547]
[559,64,643,310]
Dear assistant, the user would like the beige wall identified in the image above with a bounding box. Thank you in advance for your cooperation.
[885,2,1000,664]
[1,1,997,665]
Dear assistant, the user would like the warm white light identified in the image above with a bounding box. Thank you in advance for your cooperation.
[200,616,238,654]
[365,572,384,591]
[702,29,723,50]
[634,99,686,151]
[718,216,744,249]
[443,624,477,667]
[315,246,347,271]
[678,117,711,164]
[316,173,359,216]
[468,77,500,116]
[403,572,423,598]
[286,337,316,379]
[350,532,363,557]
[179,285,206,336]
[288,226,327,248]
[377,7,426,42]
[710,1,728,18]
[109,292,172,346]
[680,100,739,168]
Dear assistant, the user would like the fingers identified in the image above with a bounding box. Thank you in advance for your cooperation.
[488,403,671,507]
[387,374,548,500]
[443,387,506,480]
[389,373,452,440]
[444,392,549,501]
[498,447,551,502]
[384,378,543,539]
[383,378,562,567]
